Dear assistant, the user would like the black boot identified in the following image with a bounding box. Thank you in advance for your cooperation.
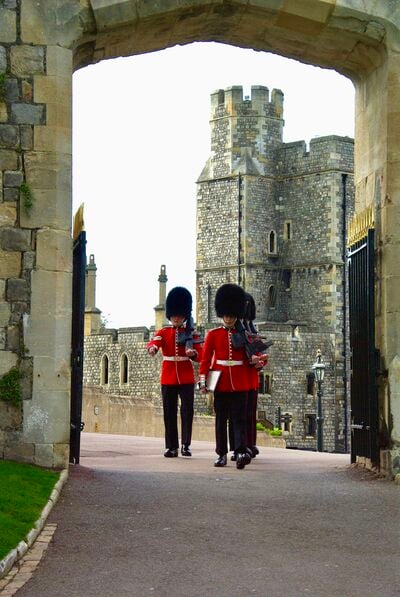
[181,445,192,457]
[251,446,259,457]
[236,453,247,469]
[164,448,178,458]
[230,452,237,461]
[214,454,227,467]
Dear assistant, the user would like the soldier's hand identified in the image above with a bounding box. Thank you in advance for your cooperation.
[148,346,158,356]
[186,348,197,357]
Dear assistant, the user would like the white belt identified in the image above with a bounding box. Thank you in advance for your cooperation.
[216,360,243,366]
[163,356,190,362]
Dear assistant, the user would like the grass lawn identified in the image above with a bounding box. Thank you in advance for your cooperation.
[0,460,60,561]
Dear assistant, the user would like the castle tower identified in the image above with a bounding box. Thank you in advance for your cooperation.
[154,264,168,329]
[84,254,102,336]
[196,85,284,324]
[196,84,354,454]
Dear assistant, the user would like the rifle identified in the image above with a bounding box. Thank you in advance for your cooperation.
[231,319,273,357]
[177,316,204,351]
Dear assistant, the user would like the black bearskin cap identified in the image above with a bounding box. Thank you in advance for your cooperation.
[165,287,192,320]
[215,284,246,318]
[244,293,256,321]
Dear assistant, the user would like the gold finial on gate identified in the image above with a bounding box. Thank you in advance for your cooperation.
[347,205,374,246]
[73,203,85,240]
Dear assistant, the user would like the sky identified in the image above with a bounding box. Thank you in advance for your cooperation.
[72,42,355,329]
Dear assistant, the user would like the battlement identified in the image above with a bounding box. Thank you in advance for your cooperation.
[211,85,284,118]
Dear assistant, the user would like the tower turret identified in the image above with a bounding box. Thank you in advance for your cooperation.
[154,264,168,329]
[84,254,102,335]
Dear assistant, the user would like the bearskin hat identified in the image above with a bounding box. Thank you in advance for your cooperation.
[215,284,246,318]
[244,293,256,321]
[165,286,192,320]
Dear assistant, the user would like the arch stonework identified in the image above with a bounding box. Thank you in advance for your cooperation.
[0,1,399,473]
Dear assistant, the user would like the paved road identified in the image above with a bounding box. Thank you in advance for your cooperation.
[17,433,399,597]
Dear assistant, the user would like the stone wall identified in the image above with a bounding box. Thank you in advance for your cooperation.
[83,326,211,415]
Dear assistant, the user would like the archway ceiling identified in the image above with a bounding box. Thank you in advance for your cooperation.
[20,1,398,79]
[53,0,392,80]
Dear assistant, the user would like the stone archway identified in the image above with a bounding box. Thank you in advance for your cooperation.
[0,1,399,474]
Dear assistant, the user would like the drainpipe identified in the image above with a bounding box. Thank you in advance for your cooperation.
[342,173,348,453]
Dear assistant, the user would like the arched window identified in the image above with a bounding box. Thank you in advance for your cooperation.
[268,230,276,254]
[267,284,277,308]
[306,372,315,395]
[101,354,109,385]
[281,412,293,433]
[284,220,292,240]
[120,353,129,384]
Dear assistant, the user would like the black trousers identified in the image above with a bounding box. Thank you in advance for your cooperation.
[161,384,194,450]
[214,391,246,456]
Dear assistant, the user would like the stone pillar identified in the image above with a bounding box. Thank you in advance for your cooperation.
[0,2,76,468]
[354,44,400,475]
[84,254,101,336]
[154,264,168,329]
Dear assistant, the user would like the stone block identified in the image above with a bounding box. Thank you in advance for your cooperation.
[53,443,69,468]
[20,188,71,231]
[24,150,71,191]
[0,228,31,251]
[36,229,72,273]
[22,80,33,102]
[0,250,20,278]
[46,102,71,129]
[4,170,23,187]
[7,278,29,302]
[0,103,7,123]
[23,250,35,271]
[0,46,6,72]
[10,45,45,77]
[11,103,45,125]
[0,280,5,300]
[5,78,19,102]
[0,203,17,227]
[0,7,16,43]
[34,74,71,105]
[6,324,20,351]
[34,443,54,468]
[4,439,34,463]
[23,391,70,443]
[0,350,17,375]
[46,46,73,77]
[25,269,72,362]
[3,187,19,201]
[20,125,33,150]
[0,400,22,429]
[33,355,70,393]
[0,149,18,170]
[34,125,72,153]
[0,328,5,349]
[0,124,19,148]
[0,303,10,326]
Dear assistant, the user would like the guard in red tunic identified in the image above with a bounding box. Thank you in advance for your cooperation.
[147,287,203,458]
[199,283,250,469]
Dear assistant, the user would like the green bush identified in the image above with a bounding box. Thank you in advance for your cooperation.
[269,427,282,436]
[0,367,22,407]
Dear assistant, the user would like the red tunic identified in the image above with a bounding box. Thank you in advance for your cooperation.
[147,326,203,385]
[199,326,250,392]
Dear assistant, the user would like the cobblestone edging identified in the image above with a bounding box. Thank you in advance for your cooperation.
[0,468,68,581]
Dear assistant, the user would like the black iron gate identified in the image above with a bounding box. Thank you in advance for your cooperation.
[70,207,86,464]
[347,210,378,466]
